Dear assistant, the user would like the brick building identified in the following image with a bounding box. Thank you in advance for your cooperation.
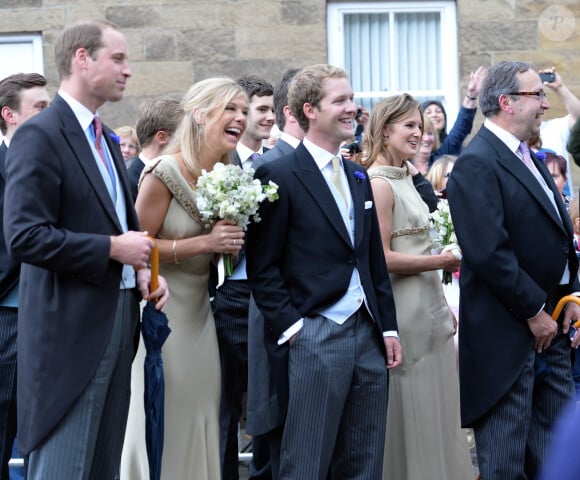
[0,1,578,148]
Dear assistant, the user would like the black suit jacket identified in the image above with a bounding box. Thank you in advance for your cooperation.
[0,142,19,300]
[447,125,580,426]
[127,156,145,202]
[246,143,397,416]
[256,139,294,167]
[3,94,140,454]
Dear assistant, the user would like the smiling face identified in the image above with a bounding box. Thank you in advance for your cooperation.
[423,103,445,133]
[241,94,274,149]
[509,70,550,141]
[82,27,131,109]
[306,77,356,152]
[419,128,436,156]
[384,108,422,164]
[204,95,248,157]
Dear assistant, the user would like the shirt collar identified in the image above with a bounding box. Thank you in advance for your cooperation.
[58,90,98,133]
[279,132,301,149]
[236,142,263,162]
[484,118,522,156]
[302,137,342,171]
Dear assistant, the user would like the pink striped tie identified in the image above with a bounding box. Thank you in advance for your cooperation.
[518,141,535,171]
[92,116,108,169]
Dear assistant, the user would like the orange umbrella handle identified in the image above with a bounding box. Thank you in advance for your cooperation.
[551,294,580,328]
[148,237,159,293]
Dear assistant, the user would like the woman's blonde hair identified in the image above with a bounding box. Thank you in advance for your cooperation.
[425,154,457,191]
[422,115,440,151]
[361,93,423,169]
[114,125,140,151]
[168,77,248,177]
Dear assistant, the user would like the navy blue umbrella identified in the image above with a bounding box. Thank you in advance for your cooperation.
[142,242,171,480]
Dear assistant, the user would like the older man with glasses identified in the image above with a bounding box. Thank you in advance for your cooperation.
[447,61,580,479]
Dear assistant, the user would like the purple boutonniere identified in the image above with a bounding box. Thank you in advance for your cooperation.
[354,171,366,182]
[109,132,121,144]
[534,151,546,162]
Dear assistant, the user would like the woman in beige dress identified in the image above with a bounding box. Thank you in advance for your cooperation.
[360,93,472,479]
[121,77,248,479]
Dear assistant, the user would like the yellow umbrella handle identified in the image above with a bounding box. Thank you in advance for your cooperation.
[148,237,159,293]
[551,295,580,328]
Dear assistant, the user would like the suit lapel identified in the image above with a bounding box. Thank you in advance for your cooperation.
[278,140,294,157]
[482,128,565,233]
[102,124,139,228]
[230,150,242,167]
[55,96,123,232]
[531,150,574,237]
[293,144,352,246]
[0,142,7,179]
[344,160,365,250]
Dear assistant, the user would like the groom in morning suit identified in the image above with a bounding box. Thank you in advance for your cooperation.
[3,20,168,479]
[246,64,402,480]
[447,61,580,479]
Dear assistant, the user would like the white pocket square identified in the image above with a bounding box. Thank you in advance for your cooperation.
[364,201,373,209]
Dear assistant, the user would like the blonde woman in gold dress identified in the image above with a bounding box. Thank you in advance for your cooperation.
[121,77,248,480]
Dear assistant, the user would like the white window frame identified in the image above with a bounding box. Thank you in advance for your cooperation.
[0,33,44,80]
[327,1,459,121]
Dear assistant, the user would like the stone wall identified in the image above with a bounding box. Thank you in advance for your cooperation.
[458,0,580,181]
[0,0,578,144]
[0,0,328,127]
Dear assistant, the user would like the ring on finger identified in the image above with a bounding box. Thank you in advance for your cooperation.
[233,239,237,246]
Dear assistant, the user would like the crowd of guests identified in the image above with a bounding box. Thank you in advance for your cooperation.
[1,18,580,480]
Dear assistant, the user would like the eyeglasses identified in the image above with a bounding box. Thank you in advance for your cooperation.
[508,91,548,101]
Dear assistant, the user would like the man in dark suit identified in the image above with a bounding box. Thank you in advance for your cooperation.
[245,68,303,480]
[447,60,580,479]
[126,95,183,202]
[213,74,274,480]
[3,20,168,479]
[246,64,401,480]
[0,72,50,480]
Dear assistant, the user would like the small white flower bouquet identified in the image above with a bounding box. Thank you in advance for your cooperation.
[429,199,461,284]
[195,162,279,276]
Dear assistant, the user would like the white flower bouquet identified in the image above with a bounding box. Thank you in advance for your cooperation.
[429,199,461,284]
[195,162,279,276]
